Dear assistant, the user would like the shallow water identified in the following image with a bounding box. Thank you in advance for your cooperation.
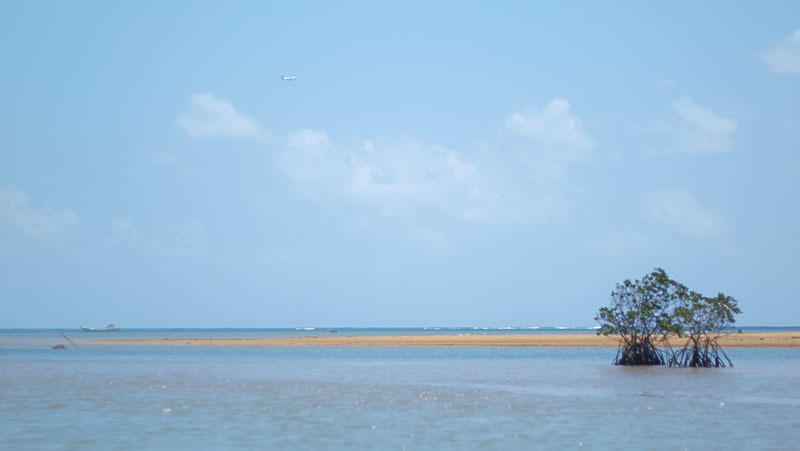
[2,330,799,449]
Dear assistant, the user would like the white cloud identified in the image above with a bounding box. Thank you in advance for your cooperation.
[281,131,568,224]
[362,139,374,152]
[503,98,593,161]
[288,128,331,152]
[0,186,78,239]
[284,132,477,214]
[645,96,738,155]
[278,100,593,224]
[671,96,737,151]
[761,29,800,75]
[345,143,485,217]
[671,97,737,138]
[176,93,265,141]
[282,129,335,183]
[646,190,721,236]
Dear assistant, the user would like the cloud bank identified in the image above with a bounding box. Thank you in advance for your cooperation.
[279,97,593,225]
[281,131,504,221]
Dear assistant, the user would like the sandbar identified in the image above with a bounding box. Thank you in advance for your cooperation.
[91,331,800,348]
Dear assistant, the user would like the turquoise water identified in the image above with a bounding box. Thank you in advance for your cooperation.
[2,329,799,449]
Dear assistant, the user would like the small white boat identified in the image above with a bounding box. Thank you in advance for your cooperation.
[80,323,121,332]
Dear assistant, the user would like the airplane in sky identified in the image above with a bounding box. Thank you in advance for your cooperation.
[281,76,297,81]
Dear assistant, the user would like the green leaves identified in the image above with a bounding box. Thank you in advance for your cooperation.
[596,268,741,367]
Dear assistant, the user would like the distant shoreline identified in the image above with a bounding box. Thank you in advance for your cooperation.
[91,331,800,348]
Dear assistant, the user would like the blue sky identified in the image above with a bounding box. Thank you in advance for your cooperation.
[1,1,799,327]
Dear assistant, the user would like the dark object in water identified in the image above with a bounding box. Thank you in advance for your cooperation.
[59,332,78,348]
[53,344,67,349]
[331,330,338,334]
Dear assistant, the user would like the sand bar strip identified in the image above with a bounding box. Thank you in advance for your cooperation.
[91,331,800,348]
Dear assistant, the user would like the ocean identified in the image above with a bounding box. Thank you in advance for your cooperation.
[2,328,799,449]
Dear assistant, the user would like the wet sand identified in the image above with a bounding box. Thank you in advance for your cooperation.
[92,331,800,347]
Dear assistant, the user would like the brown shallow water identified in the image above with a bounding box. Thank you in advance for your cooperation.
[92,331,800,347]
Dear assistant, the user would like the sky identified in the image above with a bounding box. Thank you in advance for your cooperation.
[1,1,799,328]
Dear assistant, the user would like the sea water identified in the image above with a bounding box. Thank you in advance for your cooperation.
[1,329,799,449]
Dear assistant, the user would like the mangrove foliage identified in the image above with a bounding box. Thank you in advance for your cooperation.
[595,268,741,368]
